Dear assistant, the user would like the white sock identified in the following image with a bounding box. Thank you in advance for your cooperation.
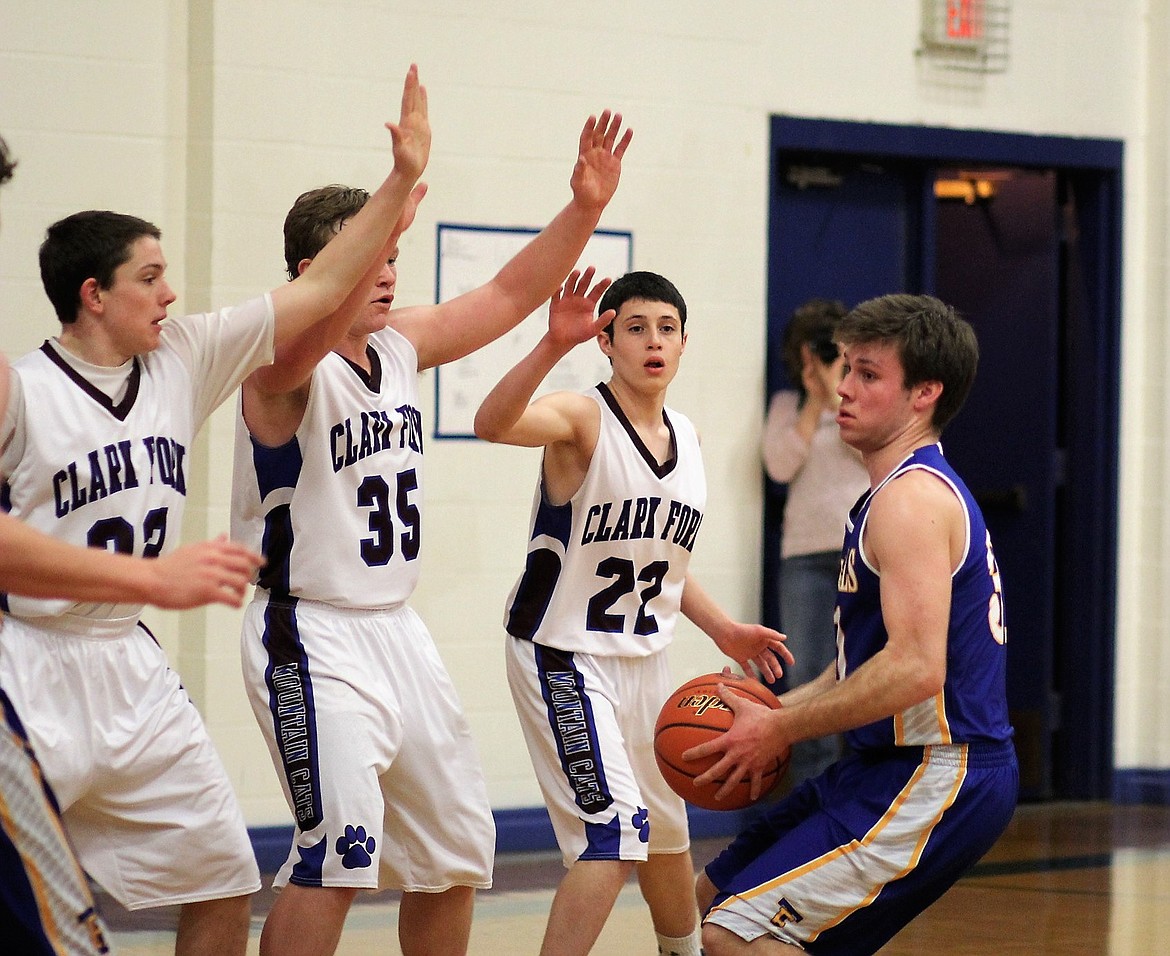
[656,929,702,956]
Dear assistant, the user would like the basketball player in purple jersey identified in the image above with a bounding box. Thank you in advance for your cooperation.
[232,111,632,956]
[689,294,1018,955]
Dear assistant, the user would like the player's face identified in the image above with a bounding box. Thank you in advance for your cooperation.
[350,251,399,336]
[96,236,176,359]
[601,298,686,393]
[835,340,916,453]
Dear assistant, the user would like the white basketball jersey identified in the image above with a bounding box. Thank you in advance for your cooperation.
[231,325,424,608]
[0,295,275,624]
[504,383,706,657]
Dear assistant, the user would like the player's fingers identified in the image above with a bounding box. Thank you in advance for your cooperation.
[601,111,620,149]
[712,766,746,802]
[576,265,596,293]
[594,110,613,148]
[588,278,613,304]
[400,62,419,115]
[749,768,765,802]
[613,125,634,160]
[681,737,720,765]
[716,683,746,711]
[579,114,597,153]
[751,655,772,684]
[777,641,796,666]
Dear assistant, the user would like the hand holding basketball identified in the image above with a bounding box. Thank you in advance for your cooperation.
[653,672,790,811]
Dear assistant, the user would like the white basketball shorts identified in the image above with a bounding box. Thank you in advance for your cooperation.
[242,596,495,892]
[506,636,690,868]
[0,616,260,910]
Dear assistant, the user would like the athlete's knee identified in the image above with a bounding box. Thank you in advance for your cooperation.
[701,921,739,956]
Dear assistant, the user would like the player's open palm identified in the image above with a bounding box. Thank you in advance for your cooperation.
[547,267,614,351]
[386,63,431,183]
[571,110,633,211]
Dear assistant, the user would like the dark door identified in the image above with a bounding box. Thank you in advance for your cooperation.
[932,169,1061,798]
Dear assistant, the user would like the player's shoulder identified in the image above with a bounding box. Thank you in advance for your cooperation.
[10,344,49,372]
[871,464,963,529]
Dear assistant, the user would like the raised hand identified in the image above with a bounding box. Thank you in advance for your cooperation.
[385,63,432,184]
[547,267,614,352]
[570,110,633,212]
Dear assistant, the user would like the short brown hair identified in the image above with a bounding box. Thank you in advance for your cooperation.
[837,293,978,432]
[282,184,369,280]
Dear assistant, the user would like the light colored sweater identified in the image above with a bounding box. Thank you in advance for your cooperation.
[761,389,870,559]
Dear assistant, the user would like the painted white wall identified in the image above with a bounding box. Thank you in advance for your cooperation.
[1,0,1166,824]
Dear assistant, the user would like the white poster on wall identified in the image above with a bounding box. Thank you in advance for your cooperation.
[433,224,633,439]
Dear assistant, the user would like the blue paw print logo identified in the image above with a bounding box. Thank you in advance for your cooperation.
[336,824,376,869]
[632,807,650,843]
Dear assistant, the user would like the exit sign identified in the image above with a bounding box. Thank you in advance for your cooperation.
[923,0,986,49]
[945,0,983,41]
[920,0,1009,71]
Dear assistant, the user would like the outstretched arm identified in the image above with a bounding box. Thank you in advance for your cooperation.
[396,111,633,371]
[680,574,793,683]
[0,521,262,609]
[268,63,430,349]
[473,268,612,448]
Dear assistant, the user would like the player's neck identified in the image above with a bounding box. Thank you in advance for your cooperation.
[57,324,134,369]
[863,427,940,487]
[333,332,372,371]
[605,376,666,429]
[605,377,673,463]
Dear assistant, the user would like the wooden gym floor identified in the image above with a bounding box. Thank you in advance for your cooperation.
[100,801,1170,955]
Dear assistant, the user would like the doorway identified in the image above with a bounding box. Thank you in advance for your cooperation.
[764,118,1122,800]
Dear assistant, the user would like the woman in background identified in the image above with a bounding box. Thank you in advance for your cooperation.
[761,299,869,785]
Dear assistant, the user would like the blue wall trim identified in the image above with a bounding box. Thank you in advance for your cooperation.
[249,804,757,872]
[1113,769,1170,805]
[252,781,1170,874]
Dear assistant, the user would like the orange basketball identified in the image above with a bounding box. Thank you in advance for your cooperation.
[653,672,789,811]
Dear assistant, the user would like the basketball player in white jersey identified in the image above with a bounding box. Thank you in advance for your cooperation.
[0,134,261,956]
[0,68,429,956]
[231,112,632,956]
[473,270,791,956]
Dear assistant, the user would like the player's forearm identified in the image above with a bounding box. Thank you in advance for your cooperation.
[783,647,940,743]
[255,232,397,396]
[0,516,153,603]
[491,199,605,319]
[273,168,418,348]
[474,335,570,443]
[681,575,733,642]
